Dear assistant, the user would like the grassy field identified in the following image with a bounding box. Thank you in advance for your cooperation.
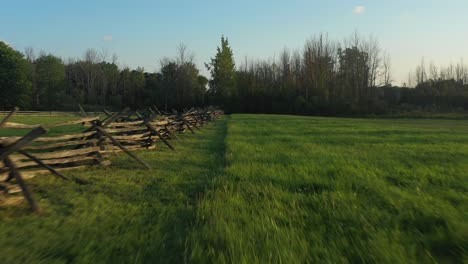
[0,114,467,263]
[0,115,87,137]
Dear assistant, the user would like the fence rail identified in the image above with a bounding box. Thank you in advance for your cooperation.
[0,106,223,213]
[0,111,100,116]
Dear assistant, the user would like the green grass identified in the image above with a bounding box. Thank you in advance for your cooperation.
[189,115,467,263]
[0,117,227,263]
[1,114,467,263]
[0,115,89,137]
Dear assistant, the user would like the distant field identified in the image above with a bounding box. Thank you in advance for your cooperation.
[0,114,467,263]
[0,115,83,137]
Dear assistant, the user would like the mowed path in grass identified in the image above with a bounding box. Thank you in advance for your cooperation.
[188,114,468,263]
[0,114,467,263]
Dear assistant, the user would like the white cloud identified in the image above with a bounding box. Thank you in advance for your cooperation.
[353,6,366,15]
[103,35,113,41]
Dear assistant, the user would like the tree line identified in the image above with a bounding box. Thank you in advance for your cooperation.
[224,33,468,115]
[1,42,207,111]
[1,32,468,114]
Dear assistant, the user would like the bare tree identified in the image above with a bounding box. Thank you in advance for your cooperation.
[291,49,302,88]
[99,48,109,62]
[381,52,392,86]
[429,62,438,80]
[111,53,119,65]
[84,48,99,63]
[80,48,101,104]
[345,29,361,49]
[303,33,336,99]
[455,58,465,82]
[415,58,427,84]
[364,35,381,87]
[24,47,36,62]
[176,43,195,65]
[279,48,291,82]
[407,72,416,88]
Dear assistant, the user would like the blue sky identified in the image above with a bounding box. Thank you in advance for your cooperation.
[1,0,467,84]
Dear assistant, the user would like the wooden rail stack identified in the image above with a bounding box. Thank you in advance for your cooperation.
[0,107,223,213]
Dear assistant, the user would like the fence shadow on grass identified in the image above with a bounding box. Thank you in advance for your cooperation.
[0,117,228,264]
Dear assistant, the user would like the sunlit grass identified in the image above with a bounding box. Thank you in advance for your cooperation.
[0,116,227,263]
[0,114,467,263]
[188,114,468,263]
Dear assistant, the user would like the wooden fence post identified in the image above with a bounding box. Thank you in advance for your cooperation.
[3,157,41,214]
[78,104,87,117]
[0,107,19,128]
[1,127,47,213]
[95,126,151,169]
[145,123,175,151]
[0,127,48,160]
[182,119,195,134]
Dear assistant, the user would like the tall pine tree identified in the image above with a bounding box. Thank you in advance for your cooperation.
[206,36,236,107]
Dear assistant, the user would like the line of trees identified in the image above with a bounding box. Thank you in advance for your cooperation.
[224,33,468,114]
[1,32,468,114]
[1,42,207,111]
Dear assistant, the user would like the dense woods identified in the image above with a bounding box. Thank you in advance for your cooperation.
[1,33,468,114]
[232,34,468,115]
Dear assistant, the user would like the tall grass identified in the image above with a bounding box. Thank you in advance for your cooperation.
[0,114,466,263]
[0,117,227,263]
[188,115,467,263]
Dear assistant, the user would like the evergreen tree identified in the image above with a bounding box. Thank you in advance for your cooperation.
[207,36,236,105]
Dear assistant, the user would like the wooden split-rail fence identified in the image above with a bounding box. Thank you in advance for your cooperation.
[0,106,223,213]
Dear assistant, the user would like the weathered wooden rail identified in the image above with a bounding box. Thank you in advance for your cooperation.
[0,107,223,213]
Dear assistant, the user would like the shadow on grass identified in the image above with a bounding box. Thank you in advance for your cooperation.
[0,118,228,264]
[137,119,228,263]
